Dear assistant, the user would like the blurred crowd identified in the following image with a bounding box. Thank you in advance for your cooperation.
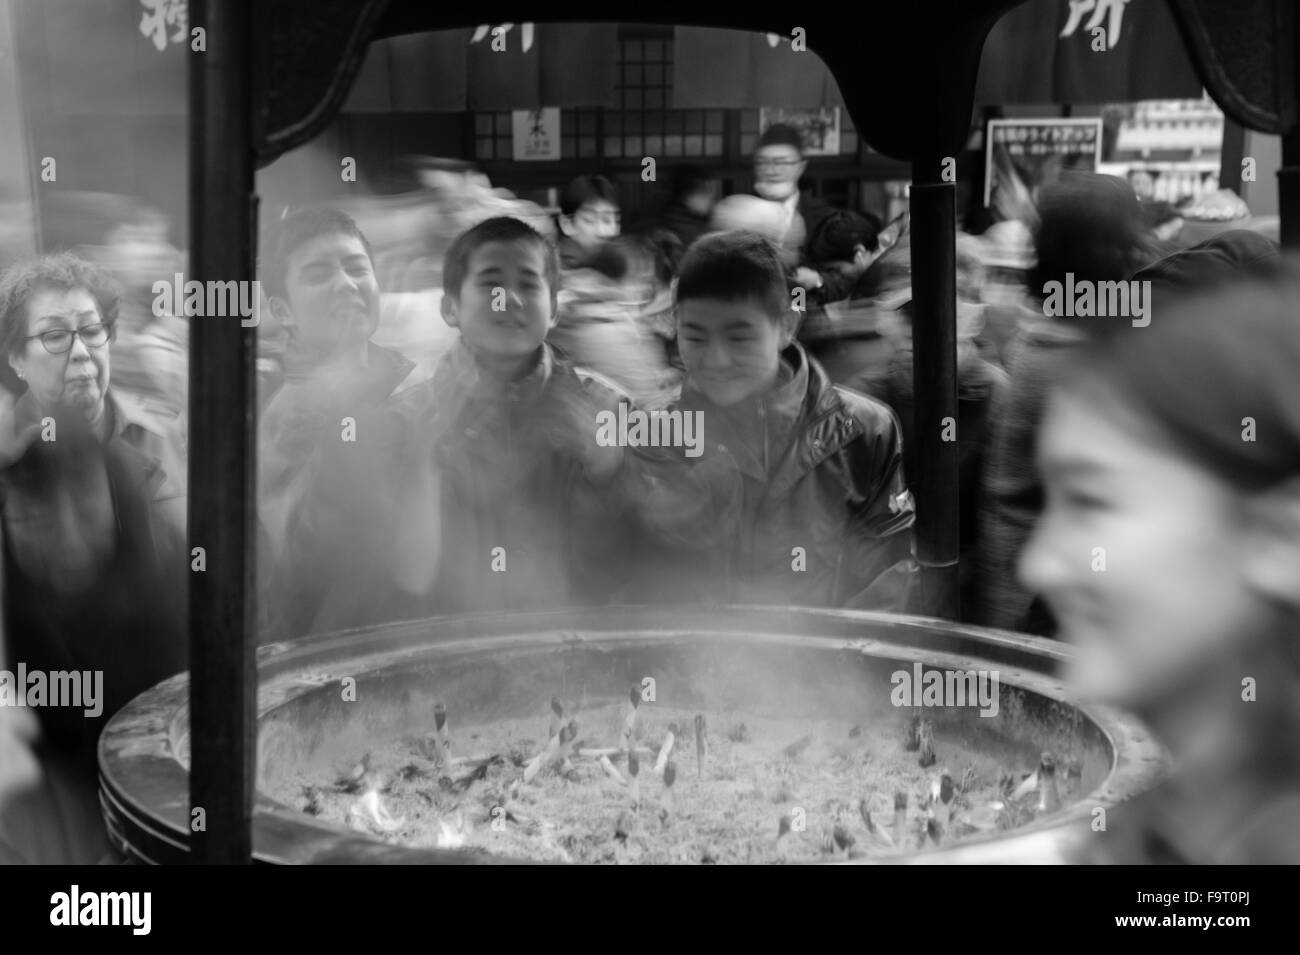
[2,124,1299,864]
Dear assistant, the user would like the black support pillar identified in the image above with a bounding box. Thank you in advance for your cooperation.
[188,0,258,864]
[908,163,960,620]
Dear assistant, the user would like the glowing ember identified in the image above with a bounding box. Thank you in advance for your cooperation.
[435,813,469,849]
[348,788,406,834]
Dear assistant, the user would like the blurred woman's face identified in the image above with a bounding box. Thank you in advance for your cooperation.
[1019,388,1267,711]
[10,286,111,423]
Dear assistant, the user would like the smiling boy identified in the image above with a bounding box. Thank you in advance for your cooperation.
[256,208,419,638]
[631,231,918,609]
[390,216,631,613]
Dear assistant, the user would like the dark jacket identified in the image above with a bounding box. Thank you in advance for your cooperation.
[795,191,837,256]
[860,343,1010,623]
[395,341,633,615]
[979,314,1085,633]
[658,199,712,251]
[0,390,187,769]
[792,191,854,304]
[629,343,918,609]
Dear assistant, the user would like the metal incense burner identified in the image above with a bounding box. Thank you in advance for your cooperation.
[99,607,1167,864]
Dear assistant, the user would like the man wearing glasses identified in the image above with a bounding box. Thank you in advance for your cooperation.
[752,123,846,303]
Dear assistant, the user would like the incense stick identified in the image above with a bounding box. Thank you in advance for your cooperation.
[654,723,677,775]
[694,714,706,779]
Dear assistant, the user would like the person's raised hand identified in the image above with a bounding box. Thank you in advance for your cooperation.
[0,702,41,801]
[0,388,42,470]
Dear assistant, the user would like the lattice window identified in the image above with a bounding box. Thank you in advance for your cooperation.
[607,27,724,160]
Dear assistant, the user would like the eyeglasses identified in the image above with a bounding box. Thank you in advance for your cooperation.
[754,159,802,170]
[26,323,112,355]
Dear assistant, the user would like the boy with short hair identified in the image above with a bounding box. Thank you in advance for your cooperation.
[257,207,419,637]
[556,175,621,268]
[392,216,630,613]
[631,230,918,609]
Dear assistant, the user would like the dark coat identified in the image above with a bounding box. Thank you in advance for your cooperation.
[0,390,187,767]
[979,315,1085,633]
[794,192,853,303]
[628,343,918,609]
[860,345,1010,622]
[658,199,712,251]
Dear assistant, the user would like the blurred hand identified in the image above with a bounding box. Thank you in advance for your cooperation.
[0,704,41,800]
[794,266,824,291]
[0,389,42,469]
[541,382,624,484]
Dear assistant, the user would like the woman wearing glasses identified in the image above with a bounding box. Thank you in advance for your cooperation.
[0,252,186,863]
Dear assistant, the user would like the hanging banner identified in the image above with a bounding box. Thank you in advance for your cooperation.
[673,27,846,110]
[976,0,1200,105]
[983,117,1103,211]
[512,108,561,161]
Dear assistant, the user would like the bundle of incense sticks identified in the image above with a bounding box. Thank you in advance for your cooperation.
[523,726,562,784]
[599,754,626,785]
[926,817,943,847]
[549,697,563,741]
[627,749,640,808]
[433,703,451,770]
[904,713,921,752]
[661,759,677,820]
[1036,753,1061,813]
[694,715,707,779]
[621,685,639,752]
[928,771,955,828]
[654,723,677,775]
[577,746,652,759]
[342,752,372,789]
[892,791,908,848]
[832,823,855,853]
[917,719,936,768]
[860,797,894,849]
[556,721,579,777]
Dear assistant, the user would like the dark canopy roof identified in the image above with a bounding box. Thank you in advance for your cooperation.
[251,0,1299,167]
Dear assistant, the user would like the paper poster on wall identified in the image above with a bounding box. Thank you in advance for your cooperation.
[983,117,1103,213]
[512,108,561,161]
[759,107,840,156]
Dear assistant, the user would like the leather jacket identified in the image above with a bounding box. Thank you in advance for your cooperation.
[630,343,918,609]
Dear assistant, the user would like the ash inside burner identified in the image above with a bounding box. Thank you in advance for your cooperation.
[268,698,1082,864]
